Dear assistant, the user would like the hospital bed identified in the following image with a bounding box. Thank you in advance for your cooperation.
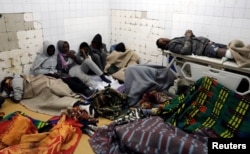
[161,50,250,96]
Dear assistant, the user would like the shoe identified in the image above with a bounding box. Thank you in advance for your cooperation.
[100,74,111,83]
[73,100,84,107]
[0,96,5,108]
[87,124,99,131]
[73,101,98,118]
[78,104,98,118]
[114,108,145,124]
[127,108,145,120]
[84,89,98,98]
[83,128,95,137]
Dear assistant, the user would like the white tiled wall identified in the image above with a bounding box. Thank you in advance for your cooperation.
[0,0,111,80]
[0,13,43,80]
[110,10,165,65]
[110,0,250,65]
[0,0,250,80]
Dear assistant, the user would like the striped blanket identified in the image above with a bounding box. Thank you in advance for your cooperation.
[161,76,250,138]
[90,116,211,154]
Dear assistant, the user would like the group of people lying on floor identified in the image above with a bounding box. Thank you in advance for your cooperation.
[2,29,248,105]
[0,29,250,153]
[0,34,108,103]
[0,33,133,104]
[0,32,141,136]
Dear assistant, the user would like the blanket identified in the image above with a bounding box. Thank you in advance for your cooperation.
[89,76,250,153]
[161,76,250,138]
[20,75,79,116]
[89,116,213,154]
[228,39,250,67]
[124,65,175,107]
[104,49,140,81]
[0,112,82,154]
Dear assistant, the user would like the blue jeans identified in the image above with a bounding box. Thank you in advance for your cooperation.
[204,42,227,58]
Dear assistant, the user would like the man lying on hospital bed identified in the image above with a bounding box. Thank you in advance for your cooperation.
[156,30,250,68]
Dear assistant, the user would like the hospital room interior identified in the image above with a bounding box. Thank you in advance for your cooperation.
[0,0,250,153]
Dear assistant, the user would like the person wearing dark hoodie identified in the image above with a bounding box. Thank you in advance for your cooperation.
[57,40,111,85]
[56,40,82,77]
[77,42,111,83]
[110,42,126,53]
[30,41,96,97]
[90,34,108,71]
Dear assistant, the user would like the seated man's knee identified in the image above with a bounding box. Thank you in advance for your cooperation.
[91,53,100,61]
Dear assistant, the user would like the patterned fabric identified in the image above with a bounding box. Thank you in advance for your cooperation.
[89,116,211,154]
[90,87,128,120]
[161,76,250,138]
[0,112,82,154]
[2,111,50,130]
[61,106,99,129]
[139,90,173,109]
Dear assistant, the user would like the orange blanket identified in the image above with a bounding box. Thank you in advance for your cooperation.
[0,113,82,154]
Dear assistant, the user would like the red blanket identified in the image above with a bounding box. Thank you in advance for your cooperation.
[0,113,82,154]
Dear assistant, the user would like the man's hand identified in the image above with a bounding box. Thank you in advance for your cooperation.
[80,49,89,59]
[185,30,194,37]
[67,50,76,58]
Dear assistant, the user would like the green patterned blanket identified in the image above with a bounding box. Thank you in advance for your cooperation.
[161,76,250,138]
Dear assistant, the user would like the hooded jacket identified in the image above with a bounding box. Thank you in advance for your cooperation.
[56,40,79,75]
[30,41,57,75]
[90,34,108,55]
[166,36,210,56]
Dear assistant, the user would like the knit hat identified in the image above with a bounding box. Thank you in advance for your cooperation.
[115,42,126,52]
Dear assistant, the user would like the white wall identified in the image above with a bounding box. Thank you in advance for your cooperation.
[0,0,250,80]
[0,0,111,51]
[0,0,111,80]
[111,0,250,43]
[110,0,250,64]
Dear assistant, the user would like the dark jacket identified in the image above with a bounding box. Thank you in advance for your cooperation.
[166,36,210,56]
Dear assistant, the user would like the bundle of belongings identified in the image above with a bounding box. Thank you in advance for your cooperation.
[89,76,250,154]
[89,87,128,120]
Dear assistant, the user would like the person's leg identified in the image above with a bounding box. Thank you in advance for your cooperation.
[91,53,103,71]
[214,43,227,48]
[81,59,111,83]
[204,44,220,58]
[204,42,232,59]
[100,51,107,71]
[69,65,95,88]
[61,77,96,97]
[216,48,227,58]
[81,58,103,76]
